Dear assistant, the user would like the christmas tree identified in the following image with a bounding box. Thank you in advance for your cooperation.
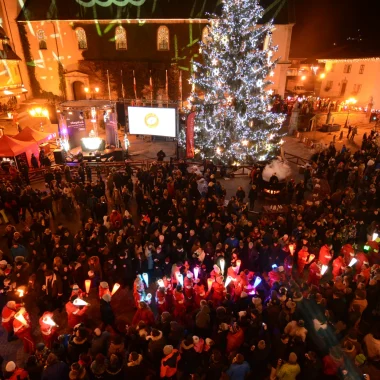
[187,0,285,164]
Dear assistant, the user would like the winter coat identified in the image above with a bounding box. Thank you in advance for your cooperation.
[226,361,250,380]
[226,329,245,353]
[364,333,380,360]
[147,331,166,364]
[89,331,111,357]
[132,306,155,326]
[68,337,91,363]
[195,304,211,329]
[100,299,115,326]
[160,349,181,378]
[276,363,301,380]
[41,361,69,380]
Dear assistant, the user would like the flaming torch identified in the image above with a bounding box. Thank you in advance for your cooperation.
[73,298,89,307]
[349,258,358,267]
[142,273,149,287]
[236,260,241,272]
[225,276,232,288]
[85,279,91,295]
[15,309,28,326]
[193,267,199,280]
[207,278,214,292]
[42,315,58,327]
[321,265,328,275]
[111,283,121,296]
[219,258,225,274]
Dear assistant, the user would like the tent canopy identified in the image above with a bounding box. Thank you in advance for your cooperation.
[14,126,51,144]
[0,135,39,156]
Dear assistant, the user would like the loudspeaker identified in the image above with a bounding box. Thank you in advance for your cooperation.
[113,148,124,161]
[116,102,126,127]
[53,149,66,164]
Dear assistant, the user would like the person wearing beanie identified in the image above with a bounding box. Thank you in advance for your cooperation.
[100,292,115,327]
[226,353,250,380]
[90,354,108,379]
[4,361,28,380]
[160,345,180,379]
[41,353,69,380]
[89,328,111,357]
[98,281,110,300]
[1,300,21,342]
[276,352,300,380]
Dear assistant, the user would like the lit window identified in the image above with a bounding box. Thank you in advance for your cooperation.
[343,64,352,73]
[37,30,47,50]
[201,26,209,44]
[359,64,365,74]
[75,28,87,49]
[115,26,127,50]
[157,26,169,51]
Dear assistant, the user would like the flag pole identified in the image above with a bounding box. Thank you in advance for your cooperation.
[166,69,169,108]
[106,70,111,101]
[133,70,137,102]
[150,70,153,107]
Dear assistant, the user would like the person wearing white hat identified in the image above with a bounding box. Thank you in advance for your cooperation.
[1,300,21,341]
[4,361,28,379]
[98,281,110,300]
[183,271,194,300]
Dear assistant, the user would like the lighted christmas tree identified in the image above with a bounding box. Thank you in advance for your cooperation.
[187,0,285,164]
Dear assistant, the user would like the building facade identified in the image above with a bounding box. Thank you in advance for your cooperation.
[13,0,294,103]
[317,57,380,108]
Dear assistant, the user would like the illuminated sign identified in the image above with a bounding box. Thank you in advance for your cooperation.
[76,0,146,7]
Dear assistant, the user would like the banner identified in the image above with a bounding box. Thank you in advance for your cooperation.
[186,112,196,158]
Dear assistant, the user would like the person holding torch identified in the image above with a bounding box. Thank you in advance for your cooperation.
[39,311,58,348]
[13,307,35,353]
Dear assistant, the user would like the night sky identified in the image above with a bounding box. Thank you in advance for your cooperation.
[290,0,379,58]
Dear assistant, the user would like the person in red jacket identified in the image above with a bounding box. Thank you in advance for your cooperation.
[341,244,355,266]
[211,275,226,306]
[132,301,155,326]
[332,254,345,278]
[226,322,245,353]
[98,281,110,299]
[1,301,21,341]
[193,281,206,307]
[13,307,35,353]
[4,361,28,380]
[183,271,194,300]
[109,209,122,229]
[39,311,58,348]
[297,247,310,275]
[319,244,333,266]
[65,295,88,328]
[308,261,322,286]
[70,284,84,299]
[160,345,181,378]
[133,275,145,308]
[355,252,369,272]
[284,254,294,277]
[172,285,186,322]
[156,286,167,315]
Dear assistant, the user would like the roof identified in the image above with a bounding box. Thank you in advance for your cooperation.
[17,0,294,24]
[316,42,380,61]
[0,135,38,156]
[14,126,51,144]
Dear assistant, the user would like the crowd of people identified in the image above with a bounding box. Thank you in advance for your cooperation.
[0,131,379,380]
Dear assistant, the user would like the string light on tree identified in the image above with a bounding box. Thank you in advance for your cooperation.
[180,0,285,164]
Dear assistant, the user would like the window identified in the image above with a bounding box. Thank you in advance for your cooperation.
[37,30,47,50]
[325,80,333,91]
[352,84,362,95]
[115,26,127,50]
[157,26,169,51]
[75,28,87,49]
[359,64,365,74]
[343,64,352,73]
[201,26,209,44]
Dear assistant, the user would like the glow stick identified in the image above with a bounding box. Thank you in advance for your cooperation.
[111,283,120,296]
[73,298,89,306]
[177,273,183,286]
[193,267,199,280]
[142,273,149,287]
[157,279,164,288]
[220,258,225,273]
[321,265,328,275]
[207,278,214,291]
[236,260,241,272]
[349,258,358,267]
[85,279,91,295]
[272,264,277,269]
[225,276,232,288]
[43,316,58,327]
[253,277,262,288]
[373,233,378,241]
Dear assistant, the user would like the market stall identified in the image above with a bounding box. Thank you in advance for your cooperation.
[0,135,39,169]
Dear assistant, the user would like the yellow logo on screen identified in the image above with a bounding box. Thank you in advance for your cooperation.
[144,113,159,128]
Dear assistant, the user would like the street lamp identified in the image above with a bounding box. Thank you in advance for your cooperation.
[85,87,100,99]
[344,98,357,128]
